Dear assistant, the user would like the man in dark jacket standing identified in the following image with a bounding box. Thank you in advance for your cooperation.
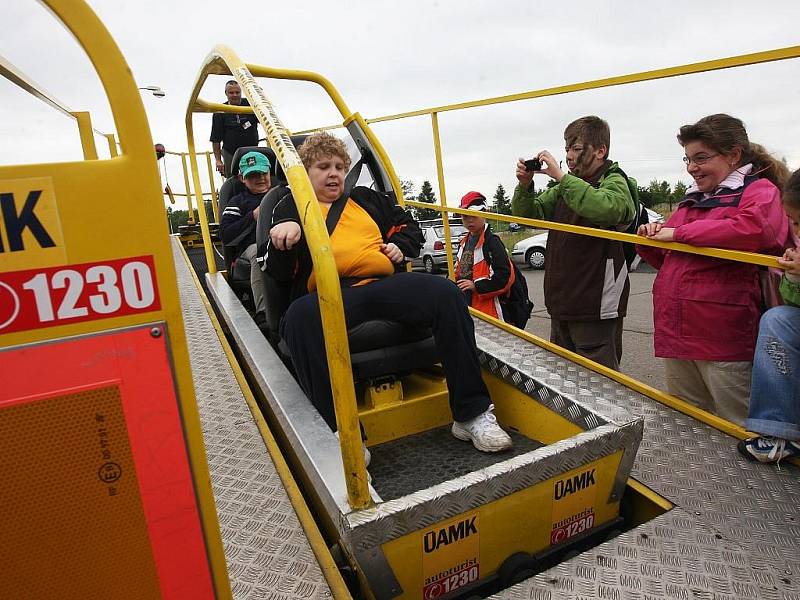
[210,80,259,177]
[511,116,635,370]
[220,151,271,326]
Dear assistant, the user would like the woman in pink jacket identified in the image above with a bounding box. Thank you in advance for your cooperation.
[637,114,791,426]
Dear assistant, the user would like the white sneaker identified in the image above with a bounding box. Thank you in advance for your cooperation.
[452,405,513,452]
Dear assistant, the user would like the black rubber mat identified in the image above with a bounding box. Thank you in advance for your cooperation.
[368,426,544,501]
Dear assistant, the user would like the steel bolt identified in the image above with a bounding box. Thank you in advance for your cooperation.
[150,327,162,338]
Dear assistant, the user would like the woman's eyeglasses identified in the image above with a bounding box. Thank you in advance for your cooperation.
[683,153,719,166]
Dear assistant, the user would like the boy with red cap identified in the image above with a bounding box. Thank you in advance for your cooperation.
[455,192,514,321]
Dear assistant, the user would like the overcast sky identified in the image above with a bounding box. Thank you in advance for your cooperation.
[2,1,799,211]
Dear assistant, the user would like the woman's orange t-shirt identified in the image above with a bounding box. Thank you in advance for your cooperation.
[307,199,394,292]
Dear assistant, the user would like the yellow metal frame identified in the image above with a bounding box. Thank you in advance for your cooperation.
[184,45,370,509]
[0,2,231,597]
[0,51,116,160]
[161,149,219,222]
[297,44,800,271]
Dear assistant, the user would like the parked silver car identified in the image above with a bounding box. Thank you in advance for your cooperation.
[411,220,467,273]
[511,208,665,270]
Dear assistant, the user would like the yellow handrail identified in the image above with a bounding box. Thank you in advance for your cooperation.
[296,45,800,132]
[405,201,784,269]
[185,45,370,509]
[289,45,800,270]
[0,52,116,160]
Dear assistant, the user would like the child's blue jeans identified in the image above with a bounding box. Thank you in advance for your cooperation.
[745,305,800,440]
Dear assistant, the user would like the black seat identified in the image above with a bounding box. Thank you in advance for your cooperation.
[218,146,277,296]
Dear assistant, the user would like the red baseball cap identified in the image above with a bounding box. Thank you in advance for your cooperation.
[459,191,487,210]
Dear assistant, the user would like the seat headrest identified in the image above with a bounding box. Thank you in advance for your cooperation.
[229,146,277,180]
[272,135,310,186]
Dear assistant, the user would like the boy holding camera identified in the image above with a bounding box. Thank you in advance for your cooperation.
[511,115,635,370]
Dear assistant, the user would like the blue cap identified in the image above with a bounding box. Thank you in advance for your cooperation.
[239,151,270,176]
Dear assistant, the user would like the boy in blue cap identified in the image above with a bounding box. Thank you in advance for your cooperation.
[220,151,272,327]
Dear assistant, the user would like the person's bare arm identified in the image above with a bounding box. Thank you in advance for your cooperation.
[212,142,224,176]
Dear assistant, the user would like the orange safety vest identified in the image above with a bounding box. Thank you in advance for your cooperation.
[455,224,514,320]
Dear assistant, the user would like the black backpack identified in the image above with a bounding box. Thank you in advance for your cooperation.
[500,262,534,329]
[608,165,646,270]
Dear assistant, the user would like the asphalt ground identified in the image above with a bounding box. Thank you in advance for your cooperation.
[518,264,666,391]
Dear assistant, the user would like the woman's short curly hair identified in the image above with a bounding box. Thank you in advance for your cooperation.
[298,132,351,171]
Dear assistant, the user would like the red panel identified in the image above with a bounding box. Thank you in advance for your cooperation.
[0,255,161,334]
[0,326,214,599]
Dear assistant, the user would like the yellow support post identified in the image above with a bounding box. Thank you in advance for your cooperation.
[71,111,98,160]
[104,133,118,157]
[181,152,195,223]
[186,123,217,274]
[430,112,455,278]
[185,45,370,509]
[205,151,219,222]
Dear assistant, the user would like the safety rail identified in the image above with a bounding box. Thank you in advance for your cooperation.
[160,149,219,220]
[185,45,371,509]
[0,52,118,160]
[298,45,800,276]
[372,47,798,443]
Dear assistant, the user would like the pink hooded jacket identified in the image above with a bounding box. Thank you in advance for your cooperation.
[637,170,791,361]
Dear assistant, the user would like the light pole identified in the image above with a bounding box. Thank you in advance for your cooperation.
[138,85,165,98]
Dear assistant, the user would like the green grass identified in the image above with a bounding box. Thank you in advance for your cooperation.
[496,229,541,252]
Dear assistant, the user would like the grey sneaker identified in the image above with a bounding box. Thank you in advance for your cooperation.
[452,405,513,452]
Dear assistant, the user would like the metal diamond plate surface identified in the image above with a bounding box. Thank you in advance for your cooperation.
[474,321,800,600]
[369,426,544,501]
[345,420,642,552]
[173,240,331,600]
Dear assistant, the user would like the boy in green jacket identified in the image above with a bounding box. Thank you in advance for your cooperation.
[511,115,635,370]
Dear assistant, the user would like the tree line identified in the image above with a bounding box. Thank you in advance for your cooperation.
[402,177,691,222]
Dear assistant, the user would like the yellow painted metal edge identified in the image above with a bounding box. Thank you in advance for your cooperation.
[11,2,234,597]
[176,242,352,600]
[626,478,674,512]
[430,113,457,278]
[71,111,98,160]
[184,46,369,509]
[475,309,800,468]
[0,50,76,118]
